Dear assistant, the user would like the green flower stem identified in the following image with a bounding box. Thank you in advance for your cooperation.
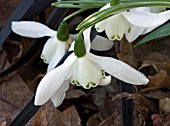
[53,4,104,9]
[57,9,87,41]
[77,1,170,30]
[63,9,87,22]
[52,1,106,9]
[52,1,107,5]
[110,0,120,6]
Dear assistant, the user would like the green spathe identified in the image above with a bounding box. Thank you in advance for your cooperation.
[74,34,86,57]
[57,21,69,41]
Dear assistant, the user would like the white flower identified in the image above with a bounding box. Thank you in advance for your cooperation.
[12,21,72,72]
[12,21,114,72]
[34,27,149,107]
[95,4,170,42]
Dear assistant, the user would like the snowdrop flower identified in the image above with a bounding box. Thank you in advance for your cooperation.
[12,21,114,72]
[12,21,72,72]
[95,4,170,42]
[34,27,149,107]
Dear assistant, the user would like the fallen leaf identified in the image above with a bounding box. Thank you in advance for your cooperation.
[159,97,170,113]
[34,102,81,126]
[0,0,21,28]
[0,74,33,125]
[65,85,87,99]
[86,113,101,126]
[117,38,139,68]
[148,70,170,88]
[34,106,48,126]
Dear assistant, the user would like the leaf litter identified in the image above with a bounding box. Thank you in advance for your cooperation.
[1,1,170,126]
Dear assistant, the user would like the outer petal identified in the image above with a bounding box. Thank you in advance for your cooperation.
[12,21,56,38]
[83,27,91,52]
[122,10,170,27]
[50,80,69,107]
[125,24,145,42]
[91,35,114,51]
[86,53,149,85]
[47,40,69,72]
[40,35,58,64]
[129,7,150,13]
[76,57,101,89]
[105,14,126,40]
[34,53,76,106]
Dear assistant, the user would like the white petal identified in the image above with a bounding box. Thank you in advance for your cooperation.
[95,3,111,32]
[86,53,149,85]
[40,36,58,64]
[125,24,145,42]
[47,40,69,72]
[91,35,114,51]
[95,19,108,32]
[99,75,111,86]
[50,80,69,107]
[122,10,170,27]
[105,14,126,40]
[141,26,158,35]
[34,53,76,106]
[70,58,78,84]
[76,56,101,89]
[149,7,166,13]
[129,7,150,13]
[83,27,91,52]
[12,21,56,38]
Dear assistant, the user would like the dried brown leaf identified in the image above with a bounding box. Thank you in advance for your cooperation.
[62,105,81,126]
[0,74,33,125]
[34,106,48,126]
[117,38,139,68]
[139,52,169,75]
[159,97,170,113]
[34,102,81,126]
[148,70,170,88]
[86,113,101,126]
[65,85,87,99]
[0,0,21,28]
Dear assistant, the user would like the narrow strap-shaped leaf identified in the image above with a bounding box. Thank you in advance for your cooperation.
[77,1,170,30]
[134,22,170,47]
[0,0,36,45]
[23,0,56,19]
[0,8,68,77]
[120,81,133,126]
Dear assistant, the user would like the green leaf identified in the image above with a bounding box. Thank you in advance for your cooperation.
[77,1,170,30]
[134,23,170,47]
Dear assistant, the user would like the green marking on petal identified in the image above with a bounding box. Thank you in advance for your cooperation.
[128,27,131,33]
[41,55,47,63]
[111,35,115,39]
[97,27,100,30]
[101,70,106,79]
[86,82,97,89]
[117,35,120,40]
[72,80,80,86]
